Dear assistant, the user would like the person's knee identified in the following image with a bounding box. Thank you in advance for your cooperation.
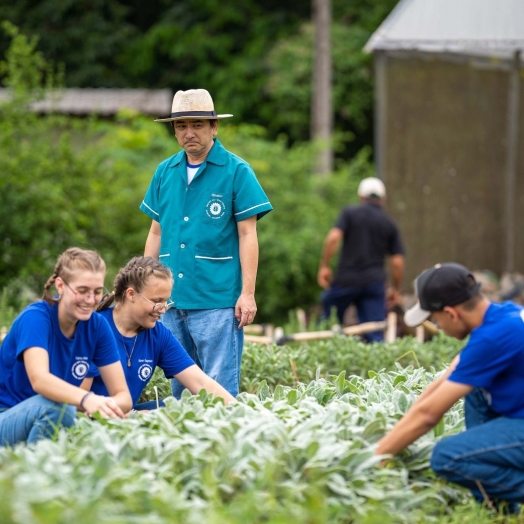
[431,439,454,478]
[40,402,76,429]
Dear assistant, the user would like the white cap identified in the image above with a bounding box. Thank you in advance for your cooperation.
[357,177,386,199]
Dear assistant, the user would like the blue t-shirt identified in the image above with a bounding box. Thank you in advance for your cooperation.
[448,301,524,417]
[88,308,195,405]
[0,301,120,409]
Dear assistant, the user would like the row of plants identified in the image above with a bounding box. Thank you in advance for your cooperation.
[1,332,517,523]
[139,331,464,404]
[0,365,488,524]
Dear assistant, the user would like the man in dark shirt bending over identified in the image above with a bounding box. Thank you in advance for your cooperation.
[317,177,405,342]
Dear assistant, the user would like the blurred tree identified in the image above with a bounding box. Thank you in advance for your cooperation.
[0,22,376,322]
[0,0,135,87]
[311,0,333,175]
[0,0,397,162]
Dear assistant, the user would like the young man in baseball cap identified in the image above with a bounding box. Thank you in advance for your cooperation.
[376,262,524,512]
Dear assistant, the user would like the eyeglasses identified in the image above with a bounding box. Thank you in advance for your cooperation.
[137,292,174,312]
[62,279,106,301]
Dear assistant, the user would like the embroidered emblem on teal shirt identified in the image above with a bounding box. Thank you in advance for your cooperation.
[206,198,226,219]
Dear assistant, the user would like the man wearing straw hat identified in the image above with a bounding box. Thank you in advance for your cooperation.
[140,89,272,398]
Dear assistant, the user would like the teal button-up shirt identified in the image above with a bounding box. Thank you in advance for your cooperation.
[140,138,272,309]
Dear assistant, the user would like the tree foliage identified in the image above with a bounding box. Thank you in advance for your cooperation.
[0,0,398,160]
[0,25,375,321]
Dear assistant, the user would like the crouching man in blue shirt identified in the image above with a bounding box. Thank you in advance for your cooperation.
[376,263,524,513]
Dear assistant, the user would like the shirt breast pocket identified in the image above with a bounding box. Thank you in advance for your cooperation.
[200,197,229,225]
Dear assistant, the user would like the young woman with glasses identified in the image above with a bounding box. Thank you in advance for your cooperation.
[85,256,235,409]
[0,248,132,447]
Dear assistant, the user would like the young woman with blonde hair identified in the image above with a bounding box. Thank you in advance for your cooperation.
[0,247,132,446]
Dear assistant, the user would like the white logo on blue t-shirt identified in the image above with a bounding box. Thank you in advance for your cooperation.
[520,310,524,323]
[72,360,89,380]
[138,364,153,382]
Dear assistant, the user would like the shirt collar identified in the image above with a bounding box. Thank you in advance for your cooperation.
[167,138,227,168]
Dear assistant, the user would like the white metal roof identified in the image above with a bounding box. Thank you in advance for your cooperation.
[365,0,524,56]
[0,88,173,116]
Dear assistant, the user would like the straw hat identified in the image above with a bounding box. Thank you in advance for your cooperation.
[155,89,233,122]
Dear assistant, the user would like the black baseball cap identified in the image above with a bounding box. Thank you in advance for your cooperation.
[404,263,481,327]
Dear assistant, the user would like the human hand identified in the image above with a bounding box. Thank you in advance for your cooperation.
[235,293,257,328]
[82,393,125,419]
[386,287,401,309]
[317,267,332,289]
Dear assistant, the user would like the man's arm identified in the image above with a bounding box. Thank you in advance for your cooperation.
[144,220,162,259]
[235,215,258,328]
[375,356,471,456]
[386,254,404,307]
[317,227,343,289]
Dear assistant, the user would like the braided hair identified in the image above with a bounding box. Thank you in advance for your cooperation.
[97,256,172,312]
[42,248,106,305]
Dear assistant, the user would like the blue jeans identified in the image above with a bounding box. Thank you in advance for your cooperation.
[134,399,166,410]
[321,281,386,342]
[431,388,524,510]
[0,395,76,447]
[162,308,243,398]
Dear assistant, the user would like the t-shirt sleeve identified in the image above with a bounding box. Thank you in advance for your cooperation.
[448,334,514,388]
[91,315,121,368]
[140,168,161,222]
[387,222,405,256]
[14,307,52,361]
[233,163,272,222]
[334,208,350,232]
[156,324,195,378]
[85,362,100,378]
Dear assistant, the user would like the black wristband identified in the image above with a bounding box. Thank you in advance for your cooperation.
[80,391,94,411]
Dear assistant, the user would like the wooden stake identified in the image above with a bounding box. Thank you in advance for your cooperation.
[385,311,397,343]
[415,325,425,343]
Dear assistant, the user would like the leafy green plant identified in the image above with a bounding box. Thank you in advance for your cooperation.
[0,368,472,524]
[240,333,464,393]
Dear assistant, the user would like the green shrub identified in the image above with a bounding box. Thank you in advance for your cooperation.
[0,24,374,324]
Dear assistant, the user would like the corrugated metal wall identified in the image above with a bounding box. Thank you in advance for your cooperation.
[381,54,523,287]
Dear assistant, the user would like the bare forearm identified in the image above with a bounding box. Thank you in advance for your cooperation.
[176,365,236,404]
[413,357,460,406]
[376,374,470,457]
[110,391,133,413]
[31,374,88,407]
[80,377,93,392]
[319,228,342,268]
[376,405,438,456]
[144,220,162,259]
[389,255,404,290]
[196,375,236,404]
[239,223,258,295]
[98,363,133,413]
[320,241,336,268]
